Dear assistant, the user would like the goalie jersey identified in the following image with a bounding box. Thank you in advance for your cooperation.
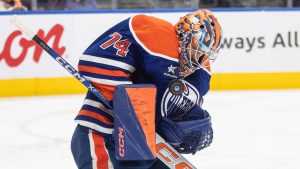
[75,14,211,134]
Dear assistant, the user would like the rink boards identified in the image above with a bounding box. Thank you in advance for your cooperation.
[1,9,300,96]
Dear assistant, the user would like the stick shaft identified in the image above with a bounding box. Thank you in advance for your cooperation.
[10,15,112,109]
[10,15,35,38]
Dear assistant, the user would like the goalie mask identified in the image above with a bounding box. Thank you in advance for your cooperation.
[175,9,223,77]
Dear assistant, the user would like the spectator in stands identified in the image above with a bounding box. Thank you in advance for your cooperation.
[9,0,28,11]
[217,0,257,7]
[37,0,67,10]
[67,0,98,10]
[198,0,218,8]
[0,0,12,11]
[293,0,300,6]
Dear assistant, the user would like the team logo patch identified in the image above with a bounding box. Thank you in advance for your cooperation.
[161,80,200,118]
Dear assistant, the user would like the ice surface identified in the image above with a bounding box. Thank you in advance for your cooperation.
[0,90,299,169]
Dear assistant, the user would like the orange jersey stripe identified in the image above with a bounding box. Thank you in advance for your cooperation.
[78,65,130,77]
[92,82,115,101]
[79,110,113,125]
[92,131,109,169]
[131,15,179,60]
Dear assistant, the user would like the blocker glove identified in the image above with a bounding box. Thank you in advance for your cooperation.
[157,105,213,154]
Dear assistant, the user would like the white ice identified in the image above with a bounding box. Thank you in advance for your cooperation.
[0,90,300,169]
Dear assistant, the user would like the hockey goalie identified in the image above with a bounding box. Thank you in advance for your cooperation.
[70,9,223,169]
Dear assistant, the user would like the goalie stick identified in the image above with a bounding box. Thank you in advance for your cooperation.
[10,15,197,169]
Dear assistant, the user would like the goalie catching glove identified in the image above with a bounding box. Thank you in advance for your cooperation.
[158,105,213,154]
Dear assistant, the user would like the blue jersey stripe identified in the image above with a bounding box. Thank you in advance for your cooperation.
[81,105,114,121]
[75,115,114,129]
[79,60,133,74]
[85,91,114,106]
[80,71,131,81]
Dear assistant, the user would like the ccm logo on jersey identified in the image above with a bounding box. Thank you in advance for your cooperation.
[118,127,125,157]
[161,80,200,117]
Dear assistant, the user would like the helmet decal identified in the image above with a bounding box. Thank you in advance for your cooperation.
[175,9,223,77]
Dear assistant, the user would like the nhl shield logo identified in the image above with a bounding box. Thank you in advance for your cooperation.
[161,80,200,118]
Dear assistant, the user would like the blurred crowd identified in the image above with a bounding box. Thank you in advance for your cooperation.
[0,0,97,11]
[1,0,300,11]
[0,0,28,11]
[0,0,99,11]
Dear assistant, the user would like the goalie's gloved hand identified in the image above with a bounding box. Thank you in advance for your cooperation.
[157,106,213,154]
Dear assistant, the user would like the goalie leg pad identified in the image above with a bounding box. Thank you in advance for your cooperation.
[113,84,157,160]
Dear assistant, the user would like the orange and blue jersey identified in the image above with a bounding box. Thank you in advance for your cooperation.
[75,14,211,135]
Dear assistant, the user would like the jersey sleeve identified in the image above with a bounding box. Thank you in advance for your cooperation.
[75,18,136,134]
[184,68,211,97]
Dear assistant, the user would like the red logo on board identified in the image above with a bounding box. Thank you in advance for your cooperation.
[0,24,66,67]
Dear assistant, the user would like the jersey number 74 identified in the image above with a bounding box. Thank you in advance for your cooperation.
[100,32,131,57]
